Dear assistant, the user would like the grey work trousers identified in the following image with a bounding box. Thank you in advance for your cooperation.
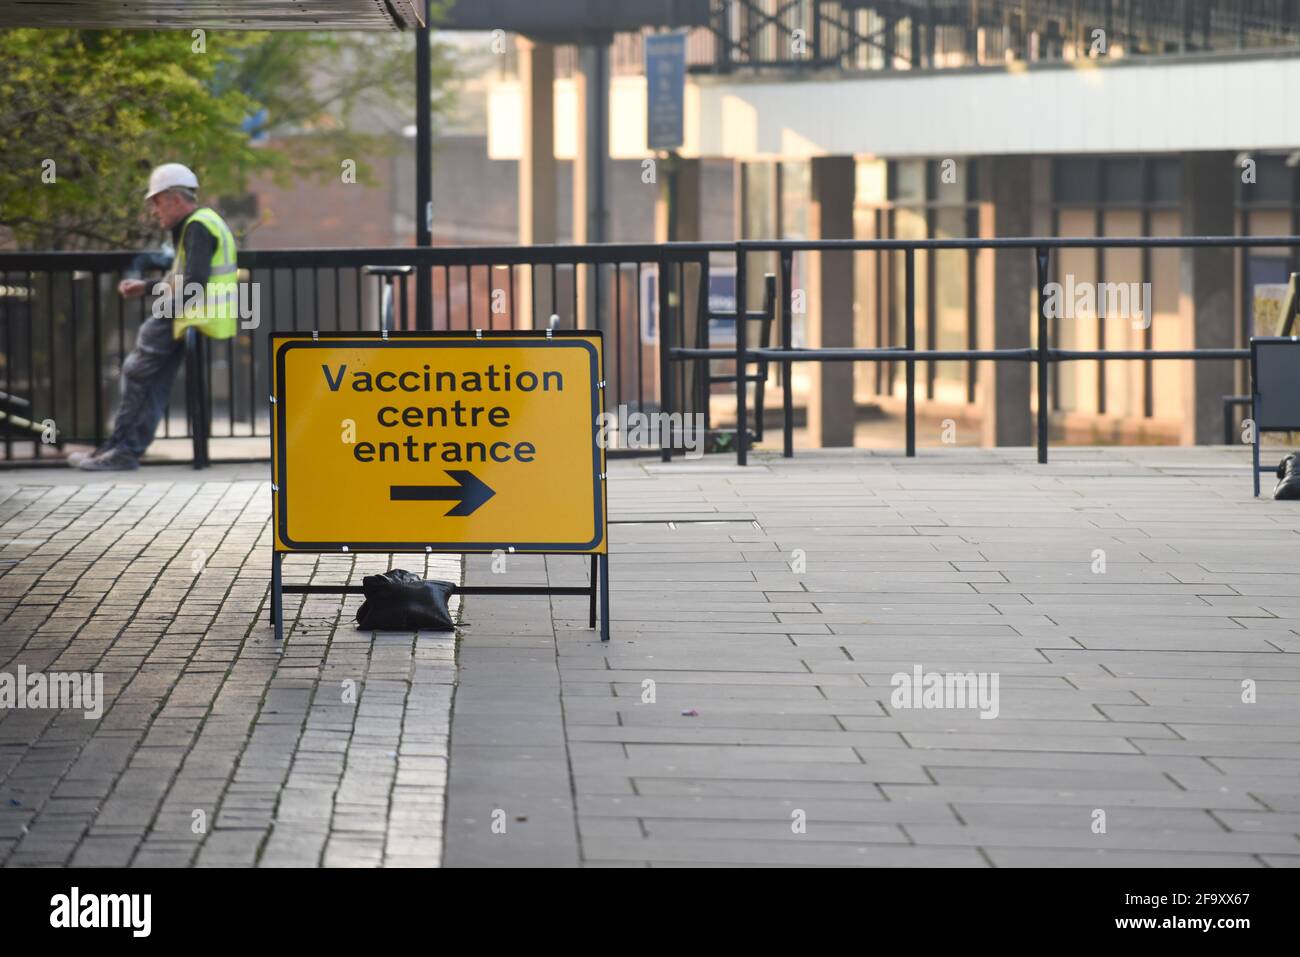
[106,316,186,458]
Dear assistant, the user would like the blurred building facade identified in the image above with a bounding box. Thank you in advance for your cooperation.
[244,1,1300,447]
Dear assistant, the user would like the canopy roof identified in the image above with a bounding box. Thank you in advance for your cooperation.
[0,1,423,30]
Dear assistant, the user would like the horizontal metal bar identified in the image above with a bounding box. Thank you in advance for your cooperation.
[676,343,909,358]
[282,584,592,596]
[738,236,1300,252]
[0,242,727,271]
[707,311,768,322]
[5,236,1300,273]
[673,347,783,359]
[746,347,1039,361]
[1049,349,1250,360]
[244,246,719,269]
[734,347,1252,363]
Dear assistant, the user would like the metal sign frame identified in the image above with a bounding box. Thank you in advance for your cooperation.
[1250,336,1300,497]
[268,329,610,640]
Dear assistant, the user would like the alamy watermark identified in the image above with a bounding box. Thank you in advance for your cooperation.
[149,274,261,329]
[597,404,704,459]
[50,887,150,937]
[0,666,104,719]
[890,665,1000,719]
[1044,275,1152,329]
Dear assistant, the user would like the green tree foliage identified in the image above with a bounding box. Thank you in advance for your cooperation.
[0,22,451,250]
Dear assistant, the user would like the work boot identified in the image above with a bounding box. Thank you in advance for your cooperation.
[66,445,111,467]
[1274,454,1300,499]
[77,447,140,472]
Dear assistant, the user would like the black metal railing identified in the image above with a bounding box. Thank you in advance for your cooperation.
[3,235,1296,470]
[0,243,729,465]
[669,235,1299,467]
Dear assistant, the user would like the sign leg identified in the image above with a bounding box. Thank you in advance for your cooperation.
[599,553,610,642]
[269,553,278,627]
[1253,398,1261,498]
[588,554,597,629]
[272,551,284,642]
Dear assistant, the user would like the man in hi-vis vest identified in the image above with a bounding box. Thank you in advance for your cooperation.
[70,163,238,471]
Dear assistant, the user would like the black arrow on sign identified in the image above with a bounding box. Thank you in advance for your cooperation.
[390,469,496,517]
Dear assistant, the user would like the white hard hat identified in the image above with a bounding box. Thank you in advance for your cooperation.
[145,163,199,200]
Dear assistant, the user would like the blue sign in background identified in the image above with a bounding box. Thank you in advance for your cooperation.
[646,31,687,151]
[640,266,735,345]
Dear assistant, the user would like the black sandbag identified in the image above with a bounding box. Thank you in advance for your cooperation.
[1276,454,1300,500]
[355,568,456,631]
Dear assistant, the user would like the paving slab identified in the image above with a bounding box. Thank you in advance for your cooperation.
[442,446,1300,866]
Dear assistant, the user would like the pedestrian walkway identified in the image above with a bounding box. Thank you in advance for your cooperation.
[0,464,456,867]
[445,446,1300,867]
[3,448,1300,867]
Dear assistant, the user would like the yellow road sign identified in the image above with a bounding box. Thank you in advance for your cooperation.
[271,331,606,553]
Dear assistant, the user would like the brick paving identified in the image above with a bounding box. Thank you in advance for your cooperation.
[0,465,456,867]
[444,446,1300,867]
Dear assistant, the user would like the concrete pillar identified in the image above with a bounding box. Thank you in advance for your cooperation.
[654,156,700,242]
[573,42,610,246]
[976,156,1034,446]
[517,37,555,328]
[573,41,610,333]
[806,156,856,447]
[1179,151,1235,445]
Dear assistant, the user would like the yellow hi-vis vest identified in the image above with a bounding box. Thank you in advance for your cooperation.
[172,207,238,340]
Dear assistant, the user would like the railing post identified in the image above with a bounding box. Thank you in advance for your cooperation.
[905,247,916,457]
[811,0,822,63]
[780,250,794,458]
[199,332,210,469]
[90,272,103,449]
[1036,246,1051,464]
[753,273,776,444]
[1,272,10,462]
[696,257,712,441]
[414,0,433,332]
[658,255,673,462]
[735,245,748,467]
[186,327,210,470]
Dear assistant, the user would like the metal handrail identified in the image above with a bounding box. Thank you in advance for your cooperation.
[0,242,734,272]
[0,242,721,465]
[715,236,1295,467]
[738,236,1300,251]
[1,234,1292,469]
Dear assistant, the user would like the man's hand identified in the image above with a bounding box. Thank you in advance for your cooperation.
[117,278,148,299]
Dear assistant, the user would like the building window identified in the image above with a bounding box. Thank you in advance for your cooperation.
[856,158,978,406]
